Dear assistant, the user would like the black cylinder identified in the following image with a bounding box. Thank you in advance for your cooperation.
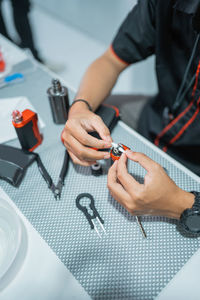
[91,163,103,176]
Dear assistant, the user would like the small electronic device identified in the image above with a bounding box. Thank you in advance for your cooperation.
[12,109,43,152]
[110,142,130,161]
[89,104,119,140]
[89,104,120,174]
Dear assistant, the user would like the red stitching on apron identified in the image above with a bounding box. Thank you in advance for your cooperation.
[154,60,200,147]
[163,96,200,152]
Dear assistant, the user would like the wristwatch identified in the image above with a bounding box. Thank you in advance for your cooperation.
[180,191,200,234]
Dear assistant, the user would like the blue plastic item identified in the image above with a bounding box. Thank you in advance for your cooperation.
[0,73,24,88]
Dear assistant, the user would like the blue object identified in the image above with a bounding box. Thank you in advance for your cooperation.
[4,73,24,83]
[0,73,24,88]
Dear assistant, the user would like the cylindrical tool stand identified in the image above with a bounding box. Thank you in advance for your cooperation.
[47,79,69,124]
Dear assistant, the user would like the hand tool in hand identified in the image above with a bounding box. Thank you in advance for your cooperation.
[110,142,130,161]
[76,193,106,238]
[110,142,147,238]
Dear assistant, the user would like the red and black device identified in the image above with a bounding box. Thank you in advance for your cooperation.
[110,143,130,161]
[90,104,120,141]
[89,104,120,155]
[61,103,120,147]
[12,109,43,152]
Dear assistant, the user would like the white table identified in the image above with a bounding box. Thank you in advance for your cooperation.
[0,187,91,300]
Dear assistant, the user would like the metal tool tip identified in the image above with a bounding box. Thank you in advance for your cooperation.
[111,142,118,148]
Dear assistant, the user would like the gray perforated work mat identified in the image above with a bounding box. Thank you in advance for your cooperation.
[1,64,200,299]
[1,124,200,300]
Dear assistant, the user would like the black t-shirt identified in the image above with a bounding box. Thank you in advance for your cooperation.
[112,0,200,175]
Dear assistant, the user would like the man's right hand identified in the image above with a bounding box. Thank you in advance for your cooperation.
[62,102,112,166]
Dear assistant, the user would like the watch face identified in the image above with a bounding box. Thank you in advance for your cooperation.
[185,213,200,233]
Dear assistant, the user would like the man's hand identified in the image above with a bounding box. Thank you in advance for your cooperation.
[107,150,194,219]
[62,102,112,166]
[61,47,128,166]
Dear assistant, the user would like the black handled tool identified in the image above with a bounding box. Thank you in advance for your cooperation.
[76,193,106,238]
[53,150,69,199]
[31,149,69,200]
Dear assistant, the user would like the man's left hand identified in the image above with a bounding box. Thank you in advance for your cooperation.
[107,150,194,219]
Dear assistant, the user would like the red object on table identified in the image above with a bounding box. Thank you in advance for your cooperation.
[12,109,43,152]
[0,50,6,72]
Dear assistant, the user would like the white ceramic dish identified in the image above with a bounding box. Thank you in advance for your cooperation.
[0,198,23,287]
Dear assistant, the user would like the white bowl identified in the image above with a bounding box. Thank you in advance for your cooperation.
[0,198,22,284]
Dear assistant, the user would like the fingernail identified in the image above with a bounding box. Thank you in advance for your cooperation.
[104,153,111,159]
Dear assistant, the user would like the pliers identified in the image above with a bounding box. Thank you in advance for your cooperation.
[33,149,69,200]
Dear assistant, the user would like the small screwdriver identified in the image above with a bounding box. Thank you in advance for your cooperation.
[110,142,147,238]
[136,216,147,238]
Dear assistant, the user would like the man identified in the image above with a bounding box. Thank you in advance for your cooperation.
[62,0,200,232]
[0,0,42,62]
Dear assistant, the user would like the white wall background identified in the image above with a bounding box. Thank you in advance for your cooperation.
[31,0,136,44]
[2,0,158,95]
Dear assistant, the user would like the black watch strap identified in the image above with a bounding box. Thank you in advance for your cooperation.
[70,99,93,111]
[179,191,200,235]
[190,191,200,209]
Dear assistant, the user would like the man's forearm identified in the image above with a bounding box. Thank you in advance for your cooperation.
[74,48,127,111]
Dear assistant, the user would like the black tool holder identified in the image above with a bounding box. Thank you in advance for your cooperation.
[76,193,104,229]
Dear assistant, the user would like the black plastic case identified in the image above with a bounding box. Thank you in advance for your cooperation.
[0,144,35,187]
[90,104,119,139]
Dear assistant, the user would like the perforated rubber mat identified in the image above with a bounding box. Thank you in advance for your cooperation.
[1,64,200,299]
